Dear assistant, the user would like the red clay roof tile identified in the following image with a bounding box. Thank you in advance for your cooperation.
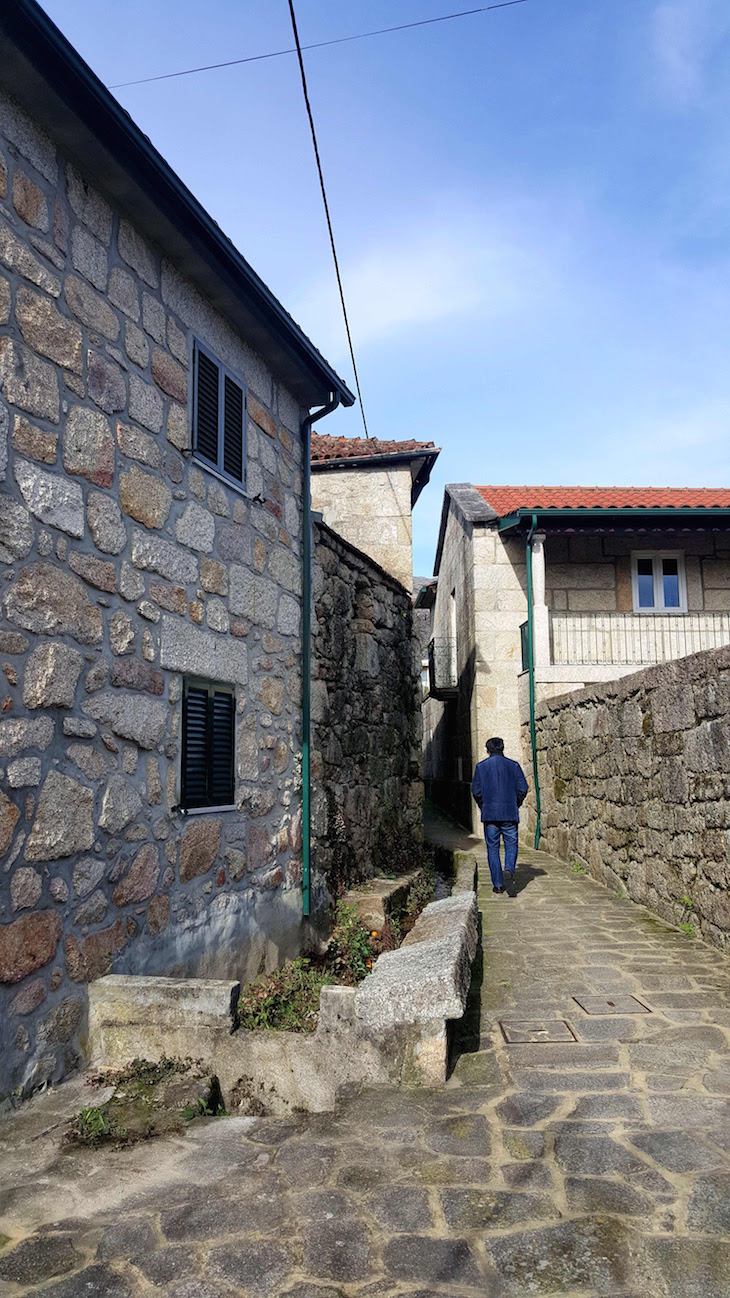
[477,485,730,516]
[311,433,437,463]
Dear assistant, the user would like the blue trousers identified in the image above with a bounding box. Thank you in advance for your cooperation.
[484,821,518,889]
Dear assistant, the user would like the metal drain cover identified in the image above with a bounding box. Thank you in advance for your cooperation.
[573,995,650,1016]
[500,1020,578,1043]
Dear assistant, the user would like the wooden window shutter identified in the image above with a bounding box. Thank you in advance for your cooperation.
[223,375,244,483]
[195,347,220,465]
[210,690,235,805]
[182,685,209,808]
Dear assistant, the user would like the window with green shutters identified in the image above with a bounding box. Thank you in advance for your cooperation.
[192,341,246,488]
[182,679,236,809]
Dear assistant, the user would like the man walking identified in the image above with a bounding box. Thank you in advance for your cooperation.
[471,737,529,896]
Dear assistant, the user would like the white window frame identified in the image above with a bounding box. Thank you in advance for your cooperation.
[631,551,687,614]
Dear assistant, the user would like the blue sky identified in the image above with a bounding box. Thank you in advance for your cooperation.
[44,0,730,576]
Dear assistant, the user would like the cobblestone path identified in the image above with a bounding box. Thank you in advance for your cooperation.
[1,840,730,1296]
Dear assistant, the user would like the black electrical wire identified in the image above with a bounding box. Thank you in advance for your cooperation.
[287,0,370,438]
[109,2,528,90]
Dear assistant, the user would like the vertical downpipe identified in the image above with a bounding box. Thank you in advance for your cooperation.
[301,394,339,918]
[525,514,542,849]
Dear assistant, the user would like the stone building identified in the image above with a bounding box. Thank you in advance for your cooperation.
[422,483,730,829]
[311,434,439,588]
[310,522,424,903]
[0,1,355,1099]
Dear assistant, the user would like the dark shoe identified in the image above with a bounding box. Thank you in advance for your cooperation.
[493,886,504,894]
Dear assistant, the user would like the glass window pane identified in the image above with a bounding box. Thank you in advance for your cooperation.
[662,558,680,608]
[637,558,654,608]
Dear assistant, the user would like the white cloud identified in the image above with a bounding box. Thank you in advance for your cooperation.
[651,0,719,107]
[292,204,562,360]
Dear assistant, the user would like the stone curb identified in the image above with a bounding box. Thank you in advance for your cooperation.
[354,891,478,1030]
[86,885,480,1112]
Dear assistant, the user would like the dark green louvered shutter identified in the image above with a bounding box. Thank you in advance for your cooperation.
[194,348,220,465]
[182,682,235,809]
[211,690,235,805]
[223,375,244,483]
[182,684,209,808]
[194,342,245,487]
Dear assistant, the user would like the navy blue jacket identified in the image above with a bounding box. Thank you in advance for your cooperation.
[471,753,529,823]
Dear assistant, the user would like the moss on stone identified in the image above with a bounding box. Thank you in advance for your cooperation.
[67,1056,223,1149]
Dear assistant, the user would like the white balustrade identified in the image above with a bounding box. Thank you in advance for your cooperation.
[551,612,730,666]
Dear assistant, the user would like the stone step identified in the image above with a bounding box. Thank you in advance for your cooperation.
[341,869,426,931]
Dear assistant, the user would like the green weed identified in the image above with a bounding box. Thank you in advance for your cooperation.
[327,903,373,984]
[70,1104,127,1148]
[680,895,694,910]
[680,922,695,937]
[238,957,334,1033]
[572,862,588,875]
[402,864,435,930]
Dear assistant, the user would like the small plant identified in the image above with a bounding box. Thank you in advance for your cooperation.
[681,922,694,937]
[238,958,333,1034]
[680,895,694,910]
[71,1104,127,1148]
[68,1056,222,1150]
[326,903,373,985]
[572,862,588,875]
[378,914,402,952]
[402,865,435,932]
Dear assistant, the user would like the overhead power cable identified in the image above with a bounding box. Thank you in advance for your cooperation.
[287,0,370,439]
[109,1,528,89]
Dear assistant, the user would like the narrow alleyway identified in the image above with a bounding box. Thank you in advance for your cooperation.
[1,830,730,1296]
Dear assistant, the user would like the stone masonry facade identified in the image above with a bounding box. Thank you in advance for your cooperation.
[0,89,308,1100]
[311,522,423,902]
[425,498,525,831]
[528,644,730,951]
[311,463,415,590]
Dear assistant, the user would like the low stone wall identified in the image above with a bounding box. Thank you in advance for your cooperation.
[528,646,730,950]
[88,881,479,1113]
[311,522,423,903]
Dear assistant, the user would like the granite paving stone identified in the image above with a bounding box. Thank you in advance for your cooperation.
[302,1219,372,1283]
[626,1129,726,1173]
[207,1239,293,1292]
[1,827,730,1296]
[440,1186,558,1228]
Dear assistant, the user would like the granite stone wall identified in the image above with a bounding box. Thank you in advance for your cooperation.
[311,522,423,901]
[0,90,307,1100]
[528,645,730,951]
[311,463,414,588]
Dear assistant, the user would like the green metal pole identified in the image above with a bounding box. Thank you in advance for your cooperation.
[301,395,339,918]
[302,414,312,918]
[525,513,542,850]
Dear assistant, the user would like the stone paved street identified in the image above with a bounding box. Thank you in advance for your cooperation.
[1,834,730,1296]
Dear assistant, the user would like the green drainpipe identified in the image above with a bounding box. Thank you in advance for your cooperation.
[301,393,340,918]
[525,513,542,850]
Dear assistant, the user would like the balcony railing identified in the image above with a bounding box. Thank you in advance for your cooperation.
[550,611,730,667]
[427,638,458,697]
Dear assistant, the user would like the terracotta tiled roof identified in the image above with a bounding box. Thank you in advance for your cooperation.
[477,485,730,516]
[311,433,437,463]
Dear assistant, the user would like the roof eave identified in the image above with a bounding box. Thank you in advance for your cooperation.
[411,450,439,507]
[433,484,497,576]
[0,0,355,413]
[497,506,730,532]
[311,448,440,474]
